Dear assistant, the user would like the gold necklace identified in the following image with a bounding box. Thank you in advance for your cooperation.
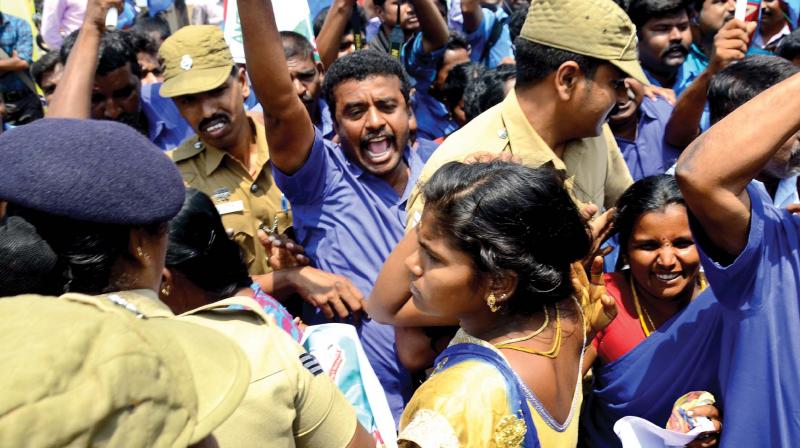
[630,277,656,337]
[494,307,562,359]
[492,308,550,346]
[631,274,710,338]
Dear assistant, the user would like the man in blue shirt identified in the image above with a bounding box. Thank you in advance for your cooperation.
[675,50,800,448]
[608,78,679,180]
[410,0,514,140]
[707,56,800,207]
[279,31,335,140]
[663,8,754,150]
[238,0,447,422]
[59,28,193,150]
[450,0,516,68]
[626,0,693,93]
[0,13,43,126]
[408,32,467,140]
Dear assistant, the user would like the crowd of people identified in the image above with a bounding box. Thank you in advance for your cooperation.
[1,0,799,446]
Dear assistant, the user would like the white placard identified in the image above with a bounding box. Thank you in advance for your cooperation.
[224,0,315,63]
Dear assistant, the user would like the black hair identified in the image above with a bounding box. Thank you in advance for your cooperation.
[778,28,800,61]
[422,161,591,312]
[514,38,602,88]
[322,49,411,120]
[437,30,470,73]
[165,189,251,301]
[446,30,470,53]
[440,61,483,111]
[464,63,516,121]
[687,0,705,13]
[130,31,159,56]
[61,29,141,77]
[280,31,316,62]
[508,4,529,42]
[613,175,685,269]
[132,14,172,43]
[627,0,691,31]
[0,215,62,296]
[708,55,799,125]
[31,50,62,87]
[6,205,164,295]
[313,5,367,37]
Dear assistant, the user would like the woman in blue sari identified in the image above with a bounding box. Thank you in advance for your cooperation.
[388,161,599,447]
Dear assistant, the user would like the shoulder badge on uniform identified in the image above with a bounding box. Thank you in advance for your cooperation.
[299,352,324,376]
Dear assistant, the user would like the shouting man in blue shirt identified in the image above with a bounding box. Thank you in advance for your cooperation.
[238,0,447,423]
[676,57,800,448]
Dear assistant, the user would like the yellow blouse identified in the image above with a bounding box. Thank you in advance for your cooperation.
[398,329,582,448]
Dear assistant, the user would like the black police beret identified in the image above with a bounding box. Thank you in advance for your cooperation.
[0,118,185,225]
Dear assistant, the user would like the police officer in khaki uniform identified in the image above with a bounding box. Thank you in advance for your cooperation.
[160,25,291,275]
[406,0,645,228]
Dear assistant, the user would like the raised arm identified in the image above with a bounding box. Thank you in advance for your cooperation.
[676,71,800,257]
[237,0,315,175]
[368,227,457,326]
[664,19,753,149]
[411,0,448,54]
[316,0,356,70]
[460,0,484,34]
[47,0,121,118]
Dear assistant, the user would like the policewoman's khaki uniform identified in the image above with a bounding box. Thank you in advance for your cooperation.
[83,290,358,448]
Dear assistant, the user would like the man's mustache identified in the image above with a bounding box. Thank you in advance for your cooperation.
[661,43,689,58]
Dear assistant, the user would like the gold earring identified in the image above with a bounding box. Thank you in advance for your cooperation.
[136,247,144,258]
[487,293,500,313]
[160,284,171,297]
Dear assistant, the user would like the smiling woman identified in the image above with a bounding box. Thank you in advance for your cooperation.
[591,174,707,364]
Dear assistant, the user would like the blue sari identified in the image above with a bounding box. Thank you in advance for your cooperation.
[581,289,724,447]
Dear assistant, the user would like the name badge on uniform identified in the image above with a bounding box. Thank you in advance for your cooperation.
[216,200,245,215]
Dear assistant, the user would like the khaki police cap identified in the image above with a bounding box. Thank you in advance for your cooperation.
[160,25,235,98]
[0,294,250,447]
[521,0,649,85]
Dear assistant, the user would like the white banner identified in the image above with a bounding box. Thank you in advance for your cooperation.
[224,0,315,63]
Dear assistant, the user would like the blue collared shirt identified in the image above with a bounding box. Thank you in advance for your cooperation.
[404,34,456,140]
[693,183,800,448]
[466,7,513,68]
[143,83,193,151]
[273,127,425,422]
[0,14,33,93]
[614,97,680,181]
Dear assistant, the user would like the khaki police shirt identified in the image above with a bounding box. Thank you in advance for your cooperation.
[406,90,633,228]
[167,115,291,275]
[68,291,358,448]
[178,297,358,448]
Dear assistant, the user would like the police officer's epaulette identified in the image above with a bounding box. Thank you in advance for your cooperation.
[167,137,205,163]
